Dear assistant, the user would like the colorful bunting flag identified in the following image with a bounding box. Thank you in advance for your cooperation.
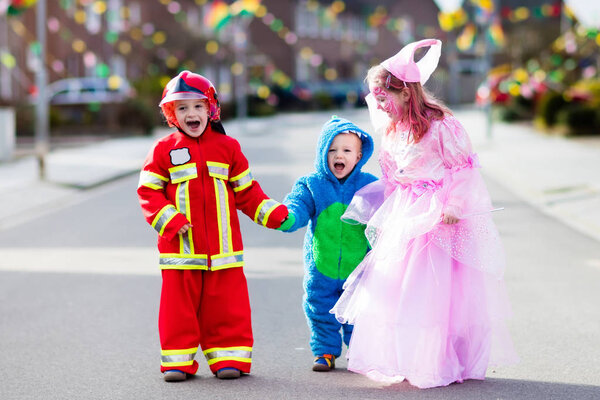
[457,22,476,51]
[6,0,37,16]
[438,8,467,31]
[433,0,464,14]
[204,0,231,31]
[236,0,261,17]
[487,17,505,47]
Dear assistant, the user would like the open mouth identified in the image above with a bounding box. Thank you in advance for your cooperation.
[334,162,345,172]
[186,120,201,129]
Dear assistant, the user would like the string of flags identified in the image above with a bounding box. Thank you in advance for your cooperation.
[1,0,598,100]
[1,0,37,16]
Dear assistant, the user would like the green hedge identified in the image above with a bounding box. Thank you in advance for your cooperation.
[117,98,157,134]
[556,104,600,135]
[536,91,568,127]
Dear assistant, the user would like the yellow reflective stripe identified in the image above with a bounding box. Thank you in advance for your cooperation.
[230,169,250,182]
[210,252,243,270]
[176,181,193,254]
[213,178,232,254]
[162,360,194,367]
[261,204,278,227]
[210,264,242,271]
[205,356,250,366]
[169,163,197,183]
[160,265,209,271]
[230,169,253,192]
[162,347,199,356]
[160,254,208,263]
[207,161,229,180]
[158,253,245,270]
[152,205,178,236]
[159,254,208,269]
[184,180,193,253]
[224,182,233,252]
[161,347,197,367]
[207,164,233,255]
[207,161,229,168]
[138,170,168,190]
[214,178,224,253]
[254,200,266,223]
[203,346,252,366]
[254,199,280,227]
[204,347,252,358]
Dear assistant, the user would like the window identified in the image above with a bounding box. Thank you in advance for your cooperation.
[85,5,101,34]
[107,0,123,32]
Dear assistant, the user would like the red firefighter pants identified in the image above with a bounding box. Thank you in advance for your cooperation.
[158,268,253,374]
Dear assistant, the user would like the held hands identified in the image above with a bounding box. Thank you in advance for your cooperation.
[177,223,193,235]
[277,213,296,231]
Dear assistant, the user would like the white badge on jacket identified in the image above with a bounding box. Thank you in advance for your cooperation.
[170,148,191,165]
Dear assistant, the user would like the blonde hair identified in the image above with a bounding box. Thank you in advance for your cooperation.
[366,64,450,142]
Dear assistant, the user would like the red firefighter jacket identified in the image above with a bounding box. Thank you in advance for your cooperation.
[138,126,288,271]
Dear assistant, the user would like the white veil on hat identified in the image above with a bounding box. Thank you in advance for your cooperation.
[381,39,442,85]
[366,39,443,133]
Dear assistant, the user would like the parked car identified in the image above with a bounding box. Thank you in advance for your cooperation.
[293,79,368,108]
[45,76,133,105]
[271,79,367,111]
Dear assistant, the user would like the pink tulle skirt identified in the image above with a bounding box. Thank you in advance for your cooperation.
[331,177,518,388]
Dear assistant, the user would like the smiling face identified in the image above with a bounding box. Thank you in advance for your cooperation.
[369,84,408,123]
[174,99,210,137]
[327,132,363,179]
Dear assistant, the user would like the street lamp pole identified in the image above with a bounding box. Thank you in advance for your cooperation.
[233,15,249,123]
[483,37,493,140]
[482,0,497,140]
[35,0,49,180]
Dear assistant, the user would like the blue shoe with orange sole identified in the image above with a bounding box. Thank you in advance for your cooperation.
[312,354,335,371]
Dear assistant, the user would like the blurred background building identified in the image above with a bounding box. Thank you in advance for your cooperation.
[0,0,598,137]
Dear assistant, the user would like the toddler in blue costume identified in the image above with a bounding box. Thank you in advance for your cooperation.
[279,116,377,371]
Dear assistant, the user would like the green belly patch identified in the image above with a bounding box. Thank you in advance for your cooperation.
[312,202,369,279]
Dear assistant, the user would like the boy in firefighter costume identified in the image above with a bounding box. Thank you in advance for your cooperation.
[137,71,292,382]
[279,116,377,371]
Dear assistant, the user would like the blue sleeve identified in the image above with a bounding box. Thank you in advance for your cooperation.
[281,177,315,232]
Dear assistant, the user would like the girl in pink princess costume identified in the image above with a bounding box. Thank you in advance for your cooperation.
[331,39,518,389]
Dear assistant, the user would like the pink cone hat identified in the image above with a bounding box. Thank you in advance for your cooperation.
[381,39,442,85]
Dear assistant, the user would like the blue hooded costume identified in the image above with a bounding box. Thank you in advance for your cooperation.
[282,116,377,358]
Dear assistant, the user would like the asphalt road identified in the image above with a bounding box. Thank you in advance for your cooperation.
[1,113,600,399]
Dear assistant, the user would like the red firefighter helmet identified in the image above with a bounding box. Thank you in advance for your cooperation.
[159,70,221,121]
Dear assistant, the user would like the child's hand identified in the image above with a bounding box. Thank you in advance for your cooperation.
[277,213,296,231]
[442,213,459,225]
[177,223,192,235]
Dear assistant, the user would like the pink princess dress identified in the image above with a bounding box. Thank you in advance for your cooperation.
[331,115,518,388]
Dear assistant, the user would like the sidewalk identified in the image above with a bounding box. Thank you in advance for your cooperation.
[0,134,159,229]
[459,108,600,244]
[1,108,600,242]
